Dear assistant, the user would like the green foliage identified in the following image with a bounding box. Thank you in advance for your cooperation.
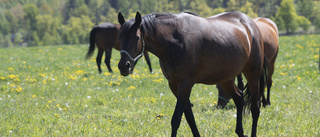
[239,1,258,18]
[276,0,299,34]
[297,16,311,31]
[296,0,314,20]
[62,15,94,44]
[226,0,239,11]
[311,1,320,30]
[211,7,226,16]
[189,0,214,17]
[23,3,39,30]
[0,0,317,47]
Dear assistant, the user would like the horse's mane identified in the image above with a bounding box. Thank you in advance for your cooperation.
[141,12,198,36]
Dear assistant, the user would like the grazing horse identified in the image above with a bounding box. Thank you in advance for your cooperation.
[217,17,279,108]
[117,11,265,137]
[85,22,153,73]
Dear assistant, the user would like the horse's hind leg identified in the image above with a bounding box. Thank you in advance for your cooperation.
[243,71,262,137]
[105,49,113,73]
[219,81,245,137]
[143,51,153,73]
[96,49,103,74]
[266,58,276,106]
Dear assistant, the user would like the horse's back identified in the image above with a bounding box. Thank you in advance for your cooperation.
[254,18,279,60]
[209,12,264,75]
[95,23,120,50]
[189,12,263,83]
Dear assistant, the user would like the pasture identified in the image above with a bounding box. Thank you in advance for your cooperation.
[0,35,319,136]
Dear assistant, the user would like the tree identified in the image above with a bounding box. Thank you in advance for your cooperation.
[275,0,299,34]
[102,7,118,24]
[189,0,213,17]
[296,16,311,32]
[296,0,313,21]
[239,1,258,18]
[35,14,61,45]
[311,1,320,30]
[226,0,239,12]
[62,15,94,44]
[211,7,226,15]
[23,3,39,30]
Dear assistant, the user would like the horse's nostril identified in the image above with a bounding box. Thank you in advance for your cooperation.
[126,61,131,68]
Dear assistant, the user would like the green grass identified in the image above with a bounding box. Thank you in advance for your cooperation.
[0,35,319,136]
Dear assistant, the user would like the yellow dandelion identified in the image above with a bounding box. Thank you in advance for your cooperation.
[150,97,156,103]
[32,95,37,98]
[296,76,301,80]
[127,86,136,90]
[8,75,17,79]
[8,67,14,71]
[280,72,287,76]
[43,79,47,84]
[40,73,46,78]
[16,87,22,92]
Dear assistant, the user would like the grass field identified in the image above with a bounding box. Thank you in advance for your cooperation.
[0,35,319,136]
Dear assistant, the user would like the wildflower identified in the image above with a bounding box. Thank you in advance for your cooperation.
[150,97,156,103]
[32,95,36,98]
[40,73,46,78]
[8,67,14,71]
[16,86,22,92]
[8,75,17,79]
[87,96,91,99]
[296,76,301,80]
[280,72,286,76]
[42,79,47,84]
[0,77,5,80]
[127,86,136,90]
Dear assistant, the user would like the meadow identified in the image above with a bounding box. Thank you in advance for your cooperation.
[0,35,319,136]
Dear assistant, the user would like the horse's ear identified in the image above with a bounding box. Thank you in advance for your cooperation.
[135,11,142,25]
[118,12,125,25]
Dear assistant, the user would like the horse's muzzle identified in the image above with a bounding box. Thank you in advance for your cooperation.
[118,61,131,76]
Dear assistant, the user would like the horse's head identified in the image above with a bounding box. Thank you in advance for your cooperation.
[117,12,144,76]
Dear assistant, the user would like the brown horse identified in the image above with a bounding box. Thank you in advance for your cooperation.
[117,11,265,137]
[217,17,279,108]
[86,22,153,73]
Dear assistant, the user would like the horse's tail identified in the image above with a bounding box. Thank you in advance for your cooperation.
[243,55,268,113]
[86,26,98,60]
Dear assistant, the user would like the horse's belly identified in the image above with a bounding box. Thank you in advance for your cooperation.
[195,54,247,84]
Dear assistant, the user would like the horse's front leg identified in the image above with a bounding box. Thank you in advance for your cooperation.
[169,81,199,137]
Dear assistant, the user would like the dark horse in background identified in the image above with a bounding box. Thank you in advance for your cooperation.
[217,17,279,108]
[117,11,266,137]
[86,22,153,73]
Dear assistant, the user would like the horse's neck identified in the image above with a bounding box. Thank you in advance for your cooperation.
[144,36,166,61]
